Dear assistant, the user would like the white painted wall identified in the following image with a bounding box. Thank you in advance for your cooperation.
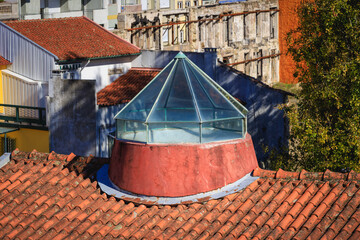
[93,8,108,28]
[77,57,137,92]
[51,11,83,18]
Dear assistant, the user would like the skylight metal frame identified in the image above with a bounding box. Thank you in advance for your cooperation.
[114,52,248,144]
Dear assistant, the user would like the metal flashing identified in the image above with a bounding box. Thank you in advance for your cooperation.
[0,21,59,60]
[97,164,258,205]
[0,153,11,169]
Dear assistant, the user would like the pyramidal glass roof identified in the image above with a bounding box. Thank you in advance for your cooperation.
[115,52,248,124]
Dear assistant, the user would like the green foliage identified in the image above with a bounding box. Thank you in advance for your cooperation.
[273,0,360,172]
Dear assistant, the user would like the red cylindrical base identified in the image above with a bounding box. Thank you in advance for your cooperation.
[109,133,258,197]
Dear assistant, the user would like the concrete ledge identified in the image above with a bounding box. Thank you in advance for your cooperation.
[98,164,258,205]
[0,153,11,169]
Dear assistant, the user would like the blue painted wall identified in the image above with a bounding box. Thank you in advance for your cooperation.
[97,49,289,166]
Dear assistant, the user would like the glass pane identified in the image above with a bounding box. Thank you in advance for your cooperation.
[115,61,175,121]
[184,62,215,121]
[147,60,200,123]
[201,118,244,143]
[148,122,200,143]
[185,60,247,118]
[117,119,147,142]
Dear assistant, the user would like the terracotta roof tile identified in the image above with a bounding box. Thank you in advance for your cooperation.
[2,152,360,239]
[4,17,140,61]
[97,68,161,106]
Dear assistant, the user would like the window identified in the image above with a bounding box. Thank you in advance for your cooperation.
[0,136,16,155]
[180,30,184,43]
[198,17,202,41]
[257,50,263,78]
[225,17,232,45]
[270,8,277,39]
[178,1,183,8]
[243,14,248,40]
[244,52,250,75]
[256,12,261,37]
[162,28,169,44]
[194,0,198,6]
[185,1,190,7]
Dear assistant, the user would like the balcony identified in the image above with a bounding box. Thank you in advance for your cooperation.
[0,104,47,129]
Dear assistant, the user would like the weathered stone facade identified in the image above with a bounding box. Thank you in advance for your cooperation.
[115,0,280,84]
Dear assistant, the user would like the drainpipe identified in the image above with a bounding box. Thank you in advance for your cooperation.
[79,59,91,78]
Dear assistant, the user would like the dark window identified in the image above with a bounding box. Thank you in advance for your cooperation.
[244,52,250,75]
[0,136,16,155]
[257,50,263,78]
[198,17,202,41]
[270,8,277,39]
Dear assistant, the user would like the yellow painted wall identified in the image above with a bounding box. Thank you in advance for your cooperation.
[0,65,5,113]
[6,128,49,153]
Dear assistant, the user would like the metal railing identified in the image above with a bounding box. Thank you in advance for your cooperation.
[0,104,46,126]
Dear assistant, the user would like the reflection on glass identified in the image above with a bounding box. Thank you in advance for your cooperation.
[115,52,248,143]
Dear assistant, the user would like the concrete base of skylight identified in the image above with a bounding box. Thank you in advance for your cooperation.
[108,133,259,197]
[97,164,259,205]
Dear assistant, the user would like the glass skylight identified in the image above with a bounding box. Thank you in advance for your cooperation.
[114,52,248,143]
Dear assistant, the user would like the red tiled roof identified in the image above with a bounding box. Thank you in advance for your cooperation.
[4,17,140,61]
[1,149,360,239]
[0,56,11,66]
[97,68,161,106]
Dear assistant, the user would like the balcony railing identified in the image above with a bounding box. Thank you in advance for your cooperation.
[0,104,46,126]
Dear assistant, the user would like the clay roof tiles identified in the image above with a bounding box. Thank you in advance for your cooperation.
[0,56,11,66]
[97,68,161,106]
[1,149,360,239]
[4,17,140,62]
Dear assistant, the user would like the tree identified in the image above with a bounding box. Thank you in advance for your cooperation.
[274,0,360,172]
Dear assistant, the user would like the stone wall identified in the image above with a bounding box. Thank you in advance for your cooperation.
[115,0,280,84]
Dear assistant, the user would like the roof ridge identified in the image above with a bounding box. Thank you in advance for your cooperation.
[252,167,360,181]
[130,67,162,71]
[3,16,85,24]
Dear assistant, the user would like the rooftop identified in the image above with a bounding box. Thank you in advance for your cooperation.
[1,149,360,239]
[4,17,141,62]
[97,68,161,106]
[0,55,11,65]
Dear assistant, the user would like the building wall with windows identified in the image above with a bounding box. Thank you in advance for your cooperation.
[19,0,120,29]
[143,0,202,11]
[116,0,280,84]
[5,129,49,153]
[0,1,18,20]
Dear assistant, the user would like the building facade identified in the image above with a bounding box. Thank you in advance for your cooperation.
[116,0,280,84]
[19,0,121,29]
[0,1,18,20]
[0,17,140,156]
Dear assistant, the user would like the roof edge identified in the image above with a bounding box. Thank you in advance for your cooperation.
[218,61,295,97]
[57,52,141,64]
[0,21,59,60]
